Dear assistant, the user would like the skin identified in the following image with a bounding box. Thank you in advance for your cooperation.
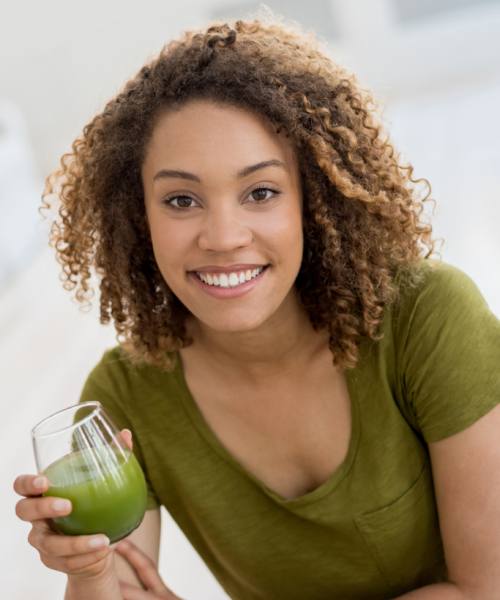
[13,100,500,599]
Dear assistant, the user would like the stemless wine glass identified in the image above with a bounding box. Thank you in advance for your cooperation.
[31,401,147,543]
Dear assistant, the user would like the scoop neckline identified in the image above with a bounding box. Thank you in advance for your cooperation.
[173,350,361,507]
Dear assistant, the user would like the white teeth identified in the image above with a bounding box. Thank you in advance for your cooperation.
[196,267,266,288]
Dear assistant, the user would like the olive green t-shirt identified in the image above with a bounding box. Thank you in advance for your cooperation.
[80,261,500,600]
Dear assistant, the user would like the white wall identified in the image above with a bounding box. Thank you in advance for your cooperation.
[0,0,213,175]
[2,0,500,175]
[387,80,500,316]
[0,101,43,288]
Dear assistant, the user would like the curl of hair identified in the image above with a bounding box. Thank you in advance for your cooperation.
[42,13,441,371]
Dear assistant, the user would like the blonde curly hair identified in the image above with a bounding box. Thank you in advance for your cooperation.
[43,15,440,371]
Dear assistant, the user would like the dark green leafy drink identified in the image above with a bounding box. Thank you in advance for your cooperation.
[32,402,149,543]
[43,447,147,542]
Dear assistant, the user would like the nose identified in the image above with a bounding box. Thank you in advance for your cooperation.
[198,204,253,253]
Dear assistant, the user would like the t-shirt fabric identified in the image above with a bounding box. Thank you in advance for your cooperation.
[79,260,500,600]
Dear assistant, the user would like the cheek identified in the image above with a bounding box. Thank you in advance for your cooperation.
[148,217,191,278]
[262,205,303,268]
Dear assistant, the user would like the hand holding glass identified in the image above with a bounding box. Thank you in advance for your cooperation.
[31,402,147,543]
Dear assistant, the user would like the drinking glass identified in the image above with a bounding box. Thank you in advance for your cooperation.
[31,401,148,543]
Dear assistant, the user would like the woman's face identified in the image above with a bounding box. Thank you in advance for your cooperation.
[142,100,304,333]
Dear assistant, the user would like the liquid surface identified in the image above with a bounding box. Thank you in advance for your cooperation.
[43,448,147,542]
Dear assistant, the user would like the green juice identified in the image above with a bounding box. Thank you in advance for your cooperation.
[43,448,147,542]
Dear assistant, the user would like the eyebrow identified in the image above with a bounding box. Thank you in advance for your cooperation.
[152,159,288,183]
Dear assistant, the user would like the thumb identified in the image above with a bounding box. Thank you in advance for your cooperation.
[121,429,133,450]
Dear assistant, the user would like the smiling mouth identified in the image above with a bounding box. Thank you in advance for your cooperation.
[194,266,267,289]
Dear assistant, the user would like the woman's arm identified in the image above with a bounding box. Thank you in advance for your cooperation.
[108,509,185,600]
[65,515,163,599]
[393,400,500,599]
[114,508,162,587]
[63,509,161,599]
[64,558,122,600]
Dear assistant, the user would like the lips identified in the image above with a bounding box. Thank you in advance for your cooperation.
[195,267,265,288]
[188,264,269,299]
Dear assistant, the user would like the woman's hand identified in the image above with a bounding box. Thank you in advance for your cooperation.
[115,539,184,599]
[14,473,115,578]
[13,428,135,580]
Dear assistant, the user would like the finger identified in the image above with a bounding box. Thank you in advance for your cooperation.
[39,546,113,575]
[28,519,55,547]
[13,474,49,497]
[29,518,58,542]
[115,539,166,593]
[121,429,133,450]
[120,581,182,600]
[16,495,72,523]
[28,524,110,557]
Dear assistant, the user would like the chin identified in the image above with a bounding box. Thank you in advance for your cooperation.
[200,309,272,334]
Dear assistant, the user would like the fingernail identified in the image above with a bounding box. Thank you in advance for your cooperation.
[33,477,48,489]
[123,429,132,438]
[52,499,71,511]
[89,536,110,549]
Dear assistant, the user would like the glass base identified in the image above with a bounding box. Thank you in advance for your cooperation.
[108,523,140,544]
[50,511,146,544]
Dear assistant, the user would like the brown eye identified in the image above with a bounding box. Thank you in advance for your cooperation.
[249,188,276,202]
[165,196,198,209]
[176,197,193,208]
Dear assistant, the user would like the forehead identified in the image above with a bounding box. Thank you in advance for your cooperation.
[142,100,298,177]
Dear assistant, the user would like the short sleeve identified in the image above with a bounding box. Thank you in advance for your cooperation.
[79,350,161,510]
[398,263,500,443]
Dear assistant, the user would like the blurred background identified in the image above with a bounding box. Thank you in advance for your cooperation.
[1,0,499,598]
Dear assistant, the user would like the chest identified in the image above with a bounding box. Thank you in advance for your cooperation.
[182,361,352,500]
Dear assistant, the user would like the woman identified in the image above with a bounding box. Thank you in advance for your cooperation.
[14,16,500,600]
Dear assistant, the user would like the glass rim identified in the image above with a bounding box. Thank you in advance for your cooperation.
[31,401,102,440]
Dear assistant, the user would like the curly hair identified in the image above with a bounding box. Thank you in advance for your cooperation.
[43,14,440,371]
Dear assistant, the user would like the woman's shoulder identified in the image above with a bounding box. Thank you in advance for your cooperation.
[83,345,180,404]
[394,258,491,320]
[389,259,500,442]
[388,258,498,358]
[93,345,178,374]
[402,257,478,293]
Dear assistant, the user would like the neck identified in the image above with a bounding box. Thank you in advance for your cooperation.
[183,289,328,383]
